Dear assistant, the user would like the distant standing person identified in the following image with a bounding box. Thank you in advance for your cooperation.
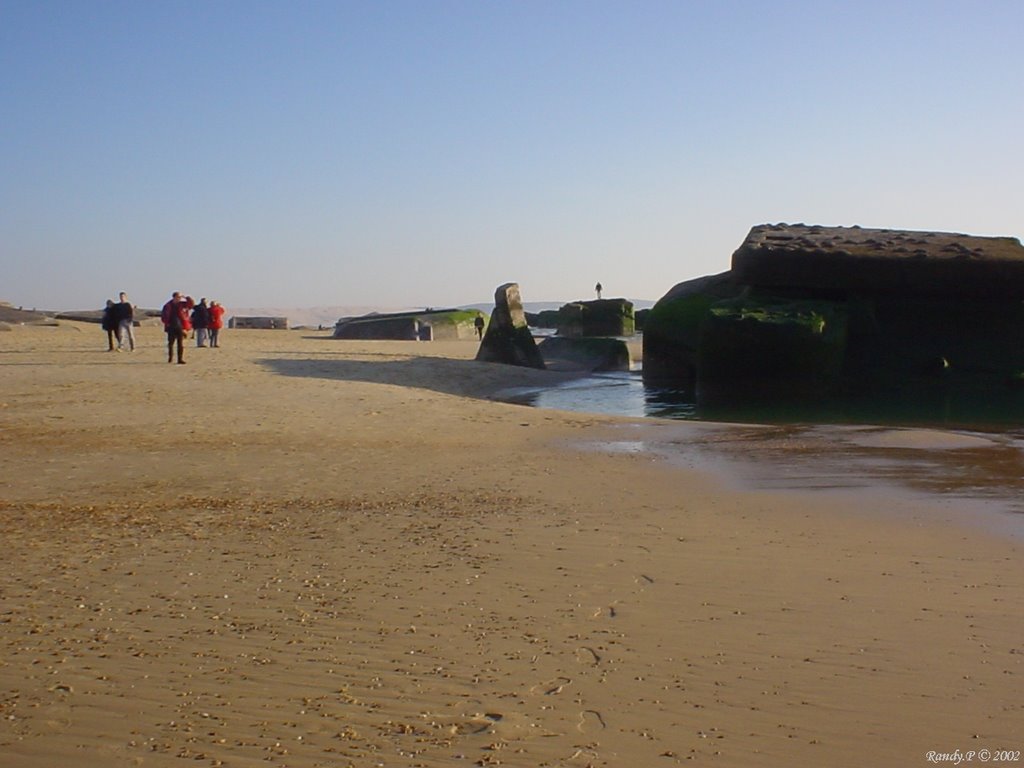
[208,300,225,347]
[161,292,192,364]
[101,299,119,351]
[115,291,135,351]
[191,298,211,347]
[474,314,485,340]
[595,282,603,299]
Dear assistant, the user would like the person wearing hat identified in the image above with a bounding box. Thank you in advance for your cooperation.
[160,291,193,364]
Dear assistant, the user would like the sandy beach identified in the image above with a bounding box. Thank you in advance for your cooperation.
[1,321,1021,768]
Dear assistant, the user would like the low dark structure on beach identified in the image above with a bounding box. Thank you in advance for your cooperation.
[555,298,635,337]
[333,309,486,341]
[537,336,632,372]
[644,223,1024,403]
[525,309,560,329]
[229,316,289,330]
[0,303,63,330]
[527,303,648,334]
[476,283,545,369]
[49,308,161,326]
[0,303,52,328]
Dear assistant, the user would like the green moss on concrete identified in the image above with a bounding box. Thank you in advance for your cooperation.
[707,300,831,334]
[642,272,745,386]
[557,299,635,337]
[697,297,848,399]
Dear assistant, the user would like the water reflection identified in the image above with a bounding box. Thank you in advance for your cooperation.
[510,371,1024,430]
[501,372,693,419]
[503,370,1024,536]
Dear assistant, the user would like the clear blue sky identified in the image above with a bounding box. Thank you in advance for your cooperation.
[2,0,1022,311]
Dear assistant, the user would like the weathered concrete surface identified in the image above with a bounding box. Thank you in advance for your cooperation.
[475,283,545,369]
[537,336,632,372]
[641,272,744,387]
[334,316,421,340]
[732,224,1024,298]
[334,310,485,341]
[696,297,848,402]
[0,304,50,324]
[230,316,289,330]
[644,224,1024,399]
[556,299,635,337]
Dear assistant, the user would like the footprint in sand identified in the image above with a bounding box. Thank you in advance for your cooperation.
[530,676,572,695]
[575,646,601,666]
[441,712,504,735]
[577,709,607,732]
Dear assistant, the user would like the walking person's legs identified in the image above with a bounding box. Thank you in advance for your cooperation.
[120,320,136,351]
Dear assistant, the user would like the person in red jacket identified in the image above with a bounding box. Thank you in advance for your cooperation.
[161,291,194,364]
[207,300,226,348]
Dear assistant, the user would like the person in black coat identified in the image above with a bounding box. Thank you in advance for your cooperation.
[101,299,120,351]
[191,298,211,347]
[115,291,135,351]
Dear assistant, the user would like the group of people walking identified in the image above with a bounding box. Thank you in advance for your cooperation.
[160,293,225,363]
[101,291,225,364]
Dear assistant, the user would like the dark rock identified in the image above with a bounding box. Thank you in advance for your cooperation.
[0,305,50,324]
[525,309,560,329]
[641,272,744,388]
[475,283,545,369]
[732,223,1024,298]
[696,297,848,403]
[556,299,635,337]
[229,316,289,329]
[53,310,103,324]
[334,315,421,340]
[645,223,1024,403]
[52,309,162,327]
[333,309,485,341]
[843,295,1024,386]
[538,336,632,372]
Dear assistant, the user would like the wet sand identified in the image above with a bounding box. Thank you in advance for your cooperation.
[590,420,1024,539]
[0,322,1021,767]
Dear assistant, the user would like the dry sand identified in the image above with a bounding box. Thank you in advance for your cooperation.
[0,322,1021,768]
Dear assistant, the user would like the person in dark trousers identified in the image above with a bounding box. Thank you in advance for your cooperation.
[161,292,193,364]
[474,314,485,339]
[191,298,211,347]
[115,291,135,351]
[101,299,120,351]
